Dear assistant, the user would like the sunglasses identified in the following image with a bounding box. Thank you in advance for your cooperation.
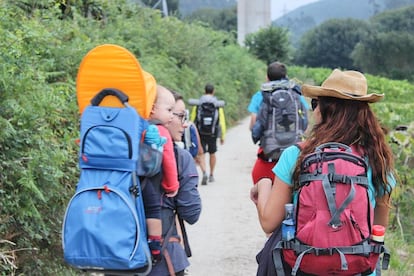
[311,99,318,111]
[173,112,187,124]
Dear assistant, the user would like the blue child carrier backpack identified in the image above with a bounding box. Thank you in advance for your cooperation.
[62,88,153,275]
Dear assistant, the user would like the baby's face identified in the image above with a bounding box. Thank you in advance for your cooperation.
[151,88,175,125]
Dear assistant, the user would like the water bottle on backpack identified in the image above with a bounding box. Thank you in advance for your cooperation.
[281,203,295,241]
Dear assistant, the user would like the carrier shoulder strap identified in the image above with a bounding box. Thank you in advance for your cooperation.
[161,146,192,258]
[173,145,191,256]
[161,219,176,276]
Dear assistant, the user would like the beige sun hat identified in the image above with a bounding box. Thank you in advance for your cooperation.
[302,69,384,103]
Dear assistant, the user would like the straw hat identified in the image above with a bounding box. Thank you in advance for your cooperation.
[302,69,384,103]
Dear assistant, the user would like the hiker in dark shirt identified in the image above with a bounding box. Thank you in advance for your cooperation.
[149,90,202,276]
[191,83,226,185]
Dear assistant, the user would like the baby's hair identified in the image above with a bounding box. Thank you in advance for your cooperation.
[155,84,169,102]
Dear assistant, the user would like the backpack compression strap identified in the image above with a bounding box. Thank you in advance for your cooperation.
[273,239,390,276]
[299,163,369,227]
[173,145,191,256]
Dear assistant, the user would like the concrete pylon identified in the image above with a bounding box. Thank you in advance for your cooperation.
[237,0,271,46]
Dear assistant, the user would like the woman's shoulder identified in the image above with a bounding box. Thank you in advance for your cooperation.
[281,144,301,158]
[175,146,198,175]
[175,146,194,164]
[276,144,301,163]
[274,145,301,186]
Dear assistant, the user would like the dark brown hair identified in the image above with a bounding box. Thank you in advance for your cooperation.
[205,83,214,94]
[267,62,287,81]
[293,97,395,196]
[170,89,183,101]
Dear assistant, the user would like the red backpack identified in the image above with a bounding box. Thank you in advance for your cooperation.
[273,142,390,275]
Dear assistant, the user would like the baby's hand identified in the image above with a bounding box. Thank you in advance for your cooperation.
[165,190,178,197]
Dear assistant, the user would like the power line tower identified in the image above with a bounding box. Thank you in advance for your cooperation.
[152,0,168,16]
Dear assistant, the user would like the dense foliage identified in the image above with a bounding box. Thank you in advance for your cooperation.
[0,0,264,274]
[177,1,414,81]
[178,0,236,17]
[295,19,370,70]
[244,26,291,64]
[352,5,414,80]
[274,0,414,48]
[295,5,414,81]
[183,5,237,35]
[1,0,413,274]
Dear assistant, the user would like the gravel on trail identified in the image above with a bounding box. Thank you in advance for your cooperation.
[185,117,266,276]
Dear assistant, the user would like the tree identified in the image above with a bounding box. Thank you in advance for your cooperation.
[383,0,414,10]
[0,2,264,273]
[184,5,237,34]
[295,18,369,70]
[244,25,290,64]
[352,32,414,80]
[352,5,414,80]
[370,5,414,33]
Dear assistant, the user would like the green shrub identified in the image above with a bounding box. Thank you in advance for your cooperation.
[1,0,413,274]
[0,1,264,273]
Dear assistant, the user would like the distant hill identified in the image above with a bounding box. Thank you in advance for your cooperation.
[274,0,414,47]
[176,0,414,48]
[179,0,236,16]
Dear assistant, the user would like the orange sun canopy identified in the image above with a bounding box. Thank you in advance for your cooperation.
[76,44,156,119]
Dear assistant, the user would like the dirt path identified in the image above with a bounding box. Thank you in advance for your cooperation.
[185,117,266,276]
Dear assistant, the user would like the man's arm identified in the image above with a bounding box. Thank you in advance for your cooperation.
[249,113,257,131]
[247,91,262,131]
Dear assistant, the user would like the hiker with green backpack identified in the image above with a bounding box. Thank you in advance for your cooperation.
[250,69,396,276]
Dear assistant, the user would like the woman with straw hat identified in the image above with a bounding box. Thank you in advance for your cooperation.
[250,69,396,276]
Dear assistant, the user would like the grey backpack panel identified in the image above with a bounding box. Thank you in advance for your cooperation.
[260,85,306,160]
[196,96,222,136]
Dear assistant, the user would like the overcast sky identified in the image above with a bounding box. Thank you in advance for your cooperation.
[271,0,319,20]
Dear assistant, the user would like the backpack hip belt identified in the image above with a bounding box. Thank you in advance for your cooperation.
[274,239,390,276]
[273,142,391,276]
